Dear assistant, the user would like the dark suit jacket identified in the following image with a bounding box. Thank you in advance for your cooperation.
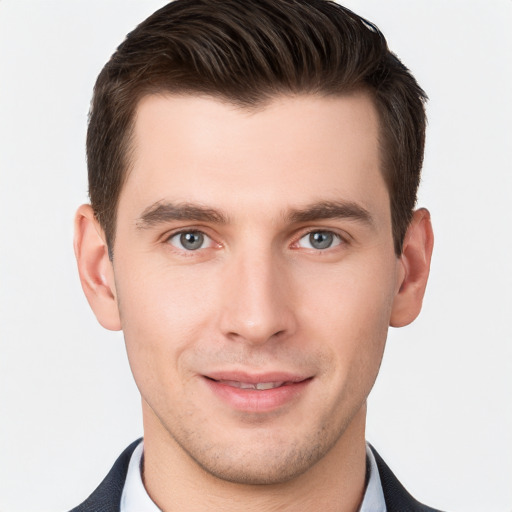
[69,439,445,512]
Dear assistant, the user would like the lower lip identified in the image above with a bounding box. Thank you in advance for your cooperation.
[203,378,312,413]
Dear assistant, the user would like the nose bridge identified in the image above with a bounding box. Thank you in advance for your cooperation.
[219,242,295,344]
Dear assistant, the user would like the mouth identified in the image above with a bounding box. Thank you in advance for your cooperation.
[203,373,313,412]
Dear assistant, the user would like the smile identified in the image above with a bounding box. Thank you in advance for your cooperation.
[203,374,312,412]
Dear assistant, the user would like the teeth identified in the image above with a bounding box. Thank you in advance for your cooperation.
[256,382,284,390]
[218,380,285,390]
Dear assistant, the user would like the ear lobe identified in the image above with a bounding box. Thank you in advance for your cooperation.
[73,204,121,331]
[390,208,434,327]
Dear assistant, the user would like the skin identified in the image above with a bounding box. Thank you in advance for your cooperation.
[75,92,433,511]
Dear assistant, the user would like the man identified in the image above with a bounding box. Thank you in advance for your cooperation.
[72,0,438,510]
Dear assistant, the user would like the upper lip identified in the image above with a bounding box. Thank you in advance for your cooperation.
[204,371,311,385]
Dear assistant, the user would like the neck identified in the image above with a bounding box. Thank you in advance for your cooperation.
[141,401,368,512]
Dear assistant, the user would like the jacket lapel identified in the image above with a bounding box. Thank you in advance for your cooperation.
[69,439,141,512]
[370,445,445,512]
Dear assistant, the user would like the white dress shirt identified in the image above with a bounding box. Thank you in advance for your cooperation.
[120,440,386,511]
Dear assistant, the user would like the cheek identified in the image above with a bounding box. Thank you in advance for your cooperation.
[300,251,397,321]
[298,254,397,373]
[114,261,219,390]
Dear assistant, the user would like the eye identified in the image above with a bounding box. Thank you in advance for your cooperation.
[167,230,213,251]
[297,230,343,250]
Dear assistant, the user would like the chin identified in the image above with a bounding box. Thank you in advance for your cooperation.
[178,427,337,486]
[193,451,320,486]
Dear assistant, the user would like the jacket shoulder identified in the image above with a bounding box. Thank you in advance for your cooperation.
[370,445,447,512]
[68,439,141,512]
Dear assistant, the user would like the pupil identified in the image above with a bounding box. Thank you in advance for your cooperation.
[310,231,333,249]
[180,232,203,250]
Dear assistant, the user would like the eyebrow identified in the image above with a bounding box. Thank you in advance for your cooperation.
[286,200,374,226]
[136,199,374,229]
[136,201,228,229]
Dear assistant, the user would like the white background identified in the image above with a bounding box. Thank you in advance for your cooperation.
[0,1,511,511]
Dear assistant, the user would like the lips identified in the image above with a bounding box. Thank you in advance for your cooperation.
[203,373,312,412]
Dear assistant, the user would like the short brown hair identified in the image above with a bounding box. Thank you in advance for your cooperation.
[87,0,427,256]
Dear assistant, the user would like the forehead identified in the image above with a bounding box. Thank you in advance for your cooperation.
[120,92,388,223]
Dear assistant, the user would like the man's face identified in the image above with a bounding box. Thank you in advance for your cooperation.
[112,92,402,484]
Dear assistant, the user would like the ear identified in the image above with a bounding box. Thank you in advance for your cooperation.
[390,208,434,327]
[73,204,121,331]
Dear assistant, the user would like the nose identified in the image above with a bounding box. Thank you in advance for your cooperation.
[218,249,297,346]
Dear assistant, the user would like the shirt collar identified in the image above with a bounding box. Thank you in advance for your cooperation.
[359,443,387,512]
[120,440,160,512]
[120,440,386,512]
